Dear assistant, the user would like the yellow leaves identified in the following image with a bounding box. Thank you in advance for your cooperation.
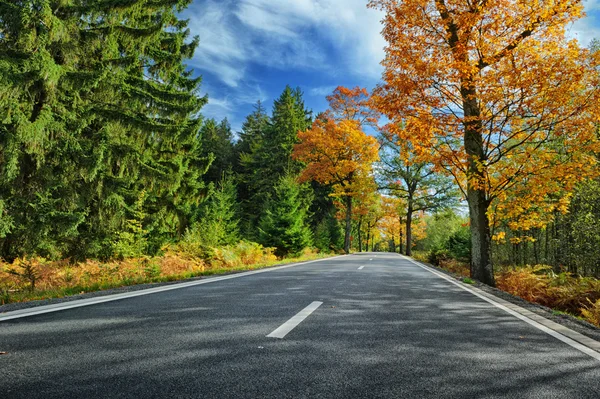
[492,231,506,243]
[292,86,379,196]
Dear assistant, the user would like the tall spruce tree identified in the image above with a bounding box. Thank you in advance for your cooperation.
[0,0,207,260]
[236,101,270,236]
[200,118,235,185]
[239,86,312,236]
[258,175,312,257]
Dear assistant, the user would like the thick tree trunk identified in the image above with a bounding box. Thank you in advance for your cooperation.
[344,195,352,254]
[462,79,495,286]
[467,187,494,285]
[405,203,413,256]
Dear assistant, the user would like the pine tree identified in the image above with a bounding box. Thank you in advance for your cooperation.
[235,101,269,157]
[189,174,240,248]
[258,175,312,257]
[235,101,270,236]
[0,0,208,260]
[200,118,235,185]
[240,86,312,236]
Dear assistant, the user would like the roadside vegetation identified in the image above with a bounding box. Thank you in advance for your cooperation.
[410,212,600,328]
[0,245,326,305]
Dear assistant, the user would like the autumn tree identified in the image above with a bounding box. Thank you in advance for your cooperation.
[378,196,406,253]
[378,126,459,256]
[369,0,600,285]
[294,115,379,254]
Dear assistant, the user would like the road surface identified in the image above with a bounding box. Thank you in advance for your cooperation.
[1,253,599,398]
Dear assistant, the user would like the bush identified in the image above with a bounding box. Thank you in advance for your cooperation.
[496,265,600,327]
[446,226,471,261]
[428,248,452,266]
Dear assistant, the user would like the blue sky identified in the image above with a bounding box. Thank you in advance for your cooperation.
[182,0,600,133]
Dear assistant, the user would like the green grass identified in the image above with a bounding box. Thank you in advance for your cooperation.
[462,277,475,284]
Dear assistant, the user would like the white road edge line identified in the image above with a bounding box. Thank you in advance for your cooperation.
[267,301,323,339]
[358,266,365,270]
[0,256,347,322]
[399,254,600,362]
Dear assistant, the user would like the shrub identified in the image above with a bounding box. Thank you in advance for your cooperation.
[428,249,452,266]
[581,298,600,327]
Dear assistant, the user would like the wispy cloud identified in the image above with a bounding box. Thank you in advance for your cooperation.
[309,86,337,97]
[184,0,384,88]
[200,82,268,132]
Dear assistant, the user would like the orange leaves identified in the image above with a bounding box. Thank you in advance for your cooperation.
[293,116,379,196]
[369,0,600,238]
[326,86,380,126]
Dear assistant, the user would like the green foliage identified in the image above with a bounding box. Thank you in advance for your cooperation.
[313,214,343,253]
[258,175,312,257]
[200,118,235,185]
[0,0,208,260]
[193,175,240,247]
[113,191,148,259]
[239,87,312,235]
[427,248,452,266]
[417,210,469,252]
[446,225,471,261]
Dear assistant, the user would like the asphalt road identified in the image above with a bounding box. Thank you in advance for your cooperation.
[1,253,599,398]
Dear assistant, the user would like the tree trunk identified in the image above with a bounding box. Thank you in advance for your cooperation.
[344,195,352,254]
[398,216,403,254]
[467,186,494,285]
[405,202,413,256]
[357,217,363,252]
[462,82,495,286]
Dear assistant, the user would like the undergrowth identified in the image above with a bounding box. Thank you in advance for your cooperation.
[0,244,328,305]
[415,252,600,328]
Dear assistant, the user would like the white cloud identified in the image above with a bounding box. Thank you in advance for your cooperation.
[309,85,337,96]
[570,2,600,46]
[184,0,384,88]
[235,0,385,79]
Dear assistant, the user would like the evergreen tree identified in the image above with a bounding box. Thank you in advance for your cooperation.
[235,101,269,157]
[240,86,312,236]
[189,175,239,248]
[200,118,235,185]
[0,0,207,260]
[258,175,312,257]
[235,101,270,236]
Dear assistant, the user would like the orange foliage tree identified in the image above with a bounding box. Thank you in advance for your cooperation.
[369,0,600,285]
[378,196,406,253]
[293,115,379,254]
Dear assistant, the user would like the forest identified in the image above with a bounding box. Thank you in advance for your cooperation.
[1,1,600,327]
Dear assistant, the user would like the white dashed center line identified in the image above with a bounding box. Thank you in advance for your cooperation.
[267,301,323,339]
[358,266,365,270]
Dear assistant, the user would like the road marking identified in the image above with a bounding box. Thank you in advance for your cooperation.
[400,255,600,362]
[0,256,347,322]
[358,266,365,270]
[267,301,323,339]
[369,258,373,261]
